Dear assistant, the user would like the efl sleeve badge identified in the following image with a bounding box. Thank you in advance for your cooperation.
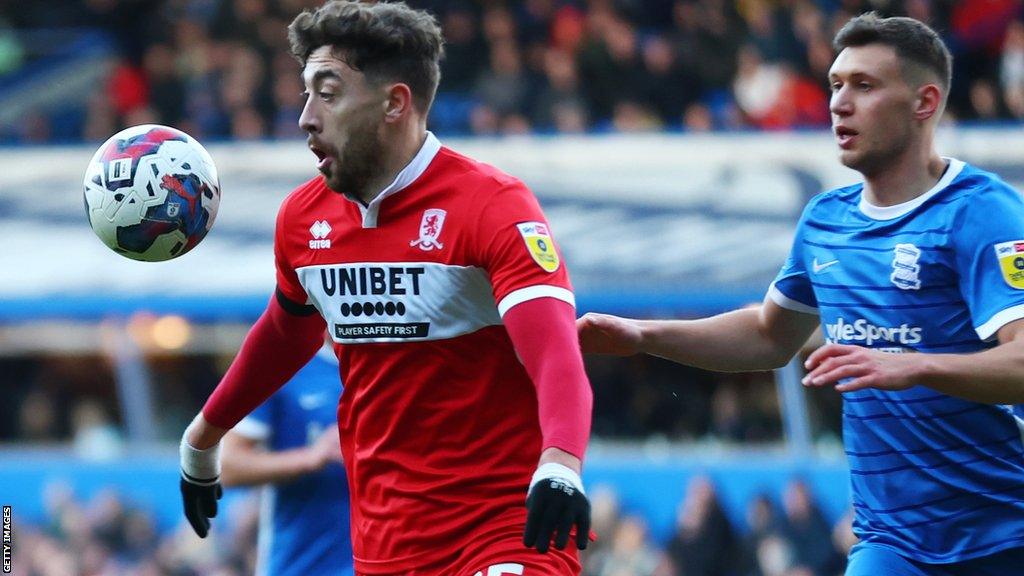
[517,221,560,272]
[994,240,1024,289]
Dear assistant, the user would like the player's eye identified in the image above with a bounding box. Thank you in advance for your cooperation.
[830,82,842,92]
[318,91,335,102]
[301,90,310,99]
[858,82,872,91]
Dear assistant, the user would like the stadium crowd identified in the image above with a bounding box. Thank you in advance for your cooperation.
[11,476,855,576]
[1,0,1023,143]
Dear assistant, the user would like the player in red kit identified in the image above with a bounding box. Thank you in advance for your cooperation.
[176,2,593,574]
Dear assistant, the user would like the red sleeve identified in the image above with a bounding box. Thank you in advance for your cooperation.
[274,193,311,306]
[202,292,327,429]
[502,297,592,461]
[475,182,575,315]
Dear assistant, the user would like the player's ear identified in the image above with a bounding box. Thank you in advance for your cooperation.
[913,83,943,122]
[383,83,413,123]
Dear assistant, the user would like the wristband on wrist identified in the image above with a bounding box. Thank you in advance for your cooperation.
[179,429,221,482]
[529,462,585,495]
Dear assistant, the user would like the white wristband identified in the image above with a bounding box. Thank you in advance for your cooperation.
[179,427,221,483]
[529,462,585,495]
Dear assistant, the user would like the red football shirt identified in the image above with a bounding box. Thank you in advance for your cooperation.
[274,134,577,573]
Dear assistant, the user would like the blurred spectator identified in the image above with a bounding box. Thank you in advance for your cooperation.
[533,47,589,131]
[577,9,645,125]
[664,475,738,576]
[142,42,186,126]
[738,492,783,576]
[471,39,534,134]
[438,3,485,92]
[781,479,840,575]
[581,484,623,575]
[3,0,1022,140]
[17,390,61,441]
[588,514,662,576]
[1001,20,1024,119]
[638,34,700,127]
[828,508,858,576]
[70,398,125,460]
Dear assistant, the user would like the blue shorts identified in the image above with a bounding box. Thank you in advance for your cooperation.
[846,543,1024,576]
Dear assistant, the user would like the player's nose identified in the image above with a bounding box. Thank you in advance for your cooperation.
[299,99,321,133]
[830,90,853,117]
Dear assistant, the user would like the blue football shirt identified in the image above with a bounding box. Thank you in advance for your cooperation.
[234,348,353,575]
[771,158,1024,563]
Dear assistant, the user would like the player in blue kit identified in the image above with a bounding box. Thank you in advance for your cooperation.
[579,13,1024,575]
[220,346,353,576]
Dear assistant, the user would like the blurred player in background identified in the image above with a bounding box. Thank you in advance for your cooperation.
[579,13,1024,576]
[221,344,353,576]
[177,1,593,575]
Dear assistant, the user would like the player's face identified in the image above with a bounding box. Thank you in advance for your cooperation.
[299,45,387,195]
[828,45,919,177]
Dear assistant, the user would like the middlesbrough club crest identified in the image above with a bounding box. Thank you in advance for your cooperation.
[410,208,446,251]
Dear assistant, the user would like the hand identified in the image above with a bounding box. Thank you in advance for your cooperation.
[523,462,591,553]
[577,313,643,355]
[311,426,343,469]
[180,419,223,538]
[180,474,222,538]
[803,343,920,393]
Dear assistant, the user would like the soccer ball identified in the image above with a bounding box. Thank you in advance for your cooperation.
[83,124,221,262]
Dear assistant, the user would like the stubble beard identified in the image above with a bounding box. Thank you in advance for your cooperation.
[326,120,386,199]
[840,128,910,180]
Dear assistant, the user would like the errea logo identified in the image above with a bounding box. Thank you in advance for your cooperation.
[309,220,332,249]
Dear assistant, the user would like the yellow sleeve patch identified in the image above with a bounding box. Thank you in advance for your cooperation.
[995,240,1024,289]
[517,221,560,272]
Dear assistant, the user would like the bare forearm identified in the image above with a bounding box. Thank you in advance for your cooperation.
[220,446,319,487]
[918,342,1024,404]
[638,308,798,372]
[186,413,228,450]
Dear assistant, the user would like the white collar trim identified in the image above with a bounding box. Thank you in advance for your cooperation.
[359,131,442,228]
[857,157,964,221]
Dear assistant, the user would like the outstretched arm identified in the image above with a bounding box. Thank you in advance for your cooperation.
[180,290,325,538]
[804,318,1024,404]
[578,295,820,372]
[220,426,342,487]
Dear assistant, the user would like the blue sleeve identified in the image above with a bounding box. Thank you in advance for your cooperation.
[955,181,1024,341]
[769,200,818,314]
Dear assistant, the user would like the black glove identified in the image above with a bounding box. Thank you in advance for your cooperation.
[180,473,222,538]
[523,465,591,553]
[179,426,222,538]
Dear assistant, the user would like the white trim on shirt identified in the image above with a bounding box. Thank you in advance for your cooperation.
[858,158,965,221]
[497,285,576,317]
[975,303,1024,341]
[768,283,818,315]
[361,132,442,228]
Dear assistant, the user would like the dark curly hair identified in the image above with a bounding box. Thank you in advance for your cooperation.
[834,13,952,95]
[288,1,445,113]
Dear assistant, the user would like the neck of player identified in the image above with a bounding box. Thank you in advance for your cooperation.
[861,137,948,208]
[354,121,428,205]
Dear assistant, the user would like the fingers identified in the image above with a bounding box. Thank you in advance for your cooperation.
[804,343,854,370]
[803,362,867,387]
[552,503,574,550]
[534,499,562,553]
[181,479,221,539]
[522,491,543,548]
[204,488,219,519]
[575,508,591,550]
[835,376,874,393]
[186,498,209,538]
